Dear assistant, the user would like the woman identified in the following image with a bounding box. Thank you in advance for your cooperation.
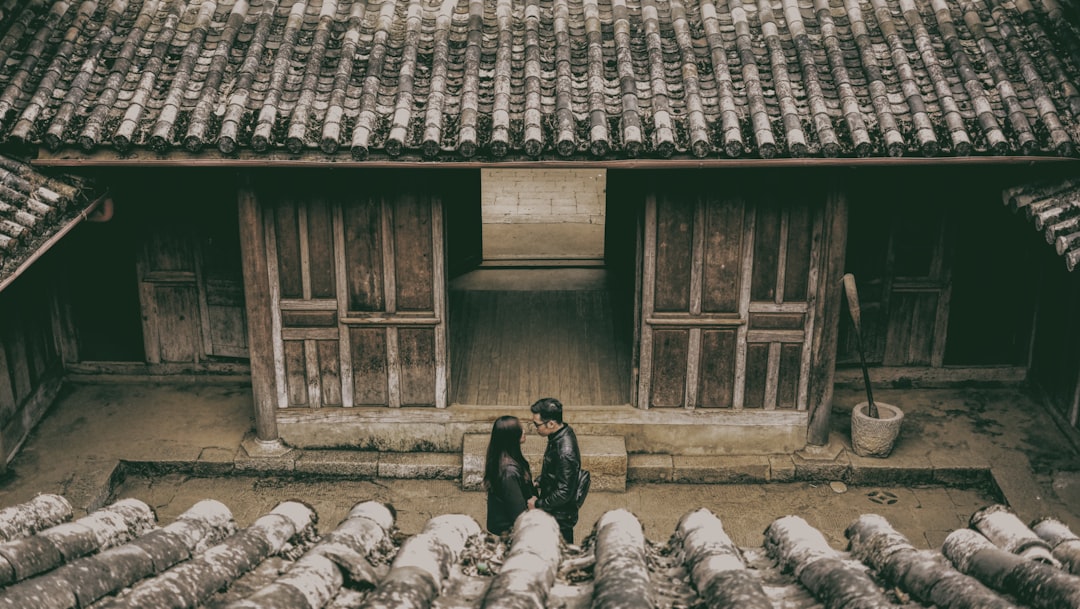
[484,415,537,536]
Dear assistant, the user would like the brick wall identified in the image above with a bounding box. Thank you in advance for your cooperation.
[481,169,606,224]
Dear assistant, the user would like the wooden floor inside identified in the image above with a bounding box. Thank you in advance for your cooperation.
[449,269,632,406]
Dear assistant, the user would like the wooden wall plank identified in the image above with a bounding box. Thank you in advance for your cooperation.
[431,196,447,409]
[650,329,689,407]
[318,340,342,406]
[344,197,385,312]
[394,193,435,312]
[702,196,744,313]
[654,194,694,312]
[399,327,436,406]
[698,329,736,408]
[749,313,805,330]
[274,199,304,299]
[637,194,658,408]
[146,228,196,273]
[734,205,757,410]
[784,203,813,302]
[284,340,308,406]
[333,201,354,407]
[281,310,338,327]
[350,327,388,405]
[764,342,781,409]
[307,197,337,299]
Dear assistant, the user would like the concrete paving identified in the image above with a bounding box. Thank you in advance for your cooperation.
[0,380,1076,548]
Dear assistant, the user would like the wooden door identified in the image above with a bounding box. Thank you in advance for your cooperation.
[137,224,202,363]
[637,181,823,410]
[264,177,447,408]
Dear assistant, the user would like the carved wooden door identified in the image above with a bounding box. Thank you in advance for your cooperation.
[637,181,823,410]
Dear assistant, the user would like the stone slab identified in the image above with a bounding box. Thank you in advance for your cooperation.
[379,453,460,480]
[769,455,796,482]
[671,455,770,484]
[792,451,851,483]
[847,452,935,486]
[628,454,673,483]
[295,450,379,478]
[927,449,993,487]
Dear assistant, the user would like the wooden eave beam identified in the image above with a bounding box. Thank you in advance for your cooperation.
[30,149,1080,169]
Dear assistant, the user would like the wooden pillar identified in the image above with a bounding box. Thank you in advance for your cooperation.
[238,177,279,443]
[806,185,848,446]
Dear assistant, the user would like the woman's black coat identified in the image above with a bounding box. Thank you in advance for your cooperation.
[486,457,536,535]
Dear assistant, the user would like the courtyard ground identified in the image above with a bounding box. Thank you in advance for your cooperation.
[0,379,1077,546]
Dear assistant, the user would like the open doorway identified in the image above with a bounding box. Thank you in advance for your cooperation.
[447,169,635,406]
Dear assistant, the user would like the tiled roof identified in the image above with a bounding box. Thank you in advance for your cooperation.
[1,494,1078,608]
[1004,178,1080,271]
[0,155,97,292]
[2,0,1080,162]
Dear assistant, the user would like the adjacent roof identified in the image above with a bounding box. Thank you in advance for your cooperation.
[1004,178,1080,271]
[0,494,1076,608]
[0,154,98,292]
[3,0,1080,163]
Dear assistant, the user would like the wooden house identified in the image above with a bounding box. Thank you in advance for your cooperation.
[0,0,1079,461]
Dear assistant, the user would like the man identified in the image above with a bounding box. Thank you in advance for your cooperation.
[526,397,581,543]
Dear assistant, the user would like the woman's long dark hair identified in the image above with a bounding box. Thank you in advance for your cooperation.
[483,416,531,491]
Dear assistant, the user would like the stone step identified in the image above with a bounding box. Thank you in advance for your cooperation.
[462,433,626,492]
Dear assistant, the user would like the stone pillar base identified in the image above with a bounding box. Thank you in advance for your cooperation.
[241,433,294,458]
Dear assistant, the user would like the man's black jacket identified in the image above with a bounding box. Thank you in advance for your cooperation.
[536,424,581,527]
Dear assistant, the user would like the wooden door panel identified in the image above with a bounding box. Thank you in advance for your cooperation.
[317,340,342,406]
[702,197,744,313]
[777,343,802,409]
[154,285,199,362]
[344,197,385,312]
[751,202,782,302]
[203,280,247,357]
[350,327,389,405]
[284,340,308,406]
[698,329,737,408]
[650,329,689,408]
[783,204,814,302]
[393,195,435,312]
[274,199,304,299]
[398,328,436,406]
[884,291,939,365]
[743,343,770,409]
[307,198,337,299]
[654,195,694,312]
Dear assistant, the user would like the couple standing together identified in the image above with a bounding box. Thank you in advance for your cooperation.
[483,397,581,543]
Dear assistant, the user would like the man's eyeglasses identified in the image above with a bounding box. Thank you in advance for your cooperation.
[531,420,549,429]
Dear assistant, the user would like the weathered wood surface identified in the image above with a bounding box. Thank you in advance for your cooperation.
[970,505,1059,565]
[764,515,893,609]
[0,499,234,609]
[0,498,155,586]
[943,528,1080,609]
[1033,518,1080,575]
[676,508,771,609]
[480,510,561,609]
[449,289,630,406]
[226,501,394,609]
[95,501,315,609]
[357,514,481,609]
[0,494,71,543]
[845,514,1018,609]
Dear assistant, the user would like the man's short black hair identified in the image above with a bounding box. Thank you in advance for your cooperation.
[530,397,563,424]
